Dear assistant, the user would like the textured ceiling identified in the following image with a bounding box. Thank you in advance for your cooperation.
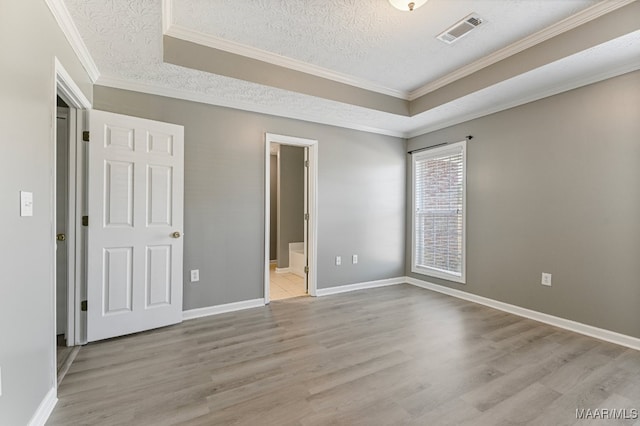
[62,0,640,137]
[173,0,597,93]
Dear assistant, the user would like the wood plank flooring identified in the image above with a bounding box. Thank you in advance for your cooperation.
[56,334,80,386]
[47,284,640,426]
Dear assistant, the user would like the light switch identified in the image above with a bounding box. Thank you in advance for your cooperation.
[20,191,33,217]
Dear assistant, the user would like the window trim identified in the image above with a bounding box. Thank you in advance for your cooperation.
[411,140,467,284]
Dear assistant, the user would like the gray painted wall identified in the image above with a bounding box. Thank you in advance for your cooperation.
[269,154,277,261]
[93,86,407,309]
[407,70,640,339]
[277,145,305,269]
[0,1,93,424]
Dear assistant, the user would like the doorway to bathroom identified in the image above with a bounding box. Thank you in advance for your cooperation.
[264,133,318,303]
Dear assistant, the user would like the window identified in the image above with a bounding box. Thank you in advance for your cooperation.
[411,140,466,283]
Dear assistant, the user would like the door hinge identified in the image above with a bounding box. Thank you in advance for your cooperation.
[304,160,309,168]
[82,131,90,142]
[81,300,88,311]
[304,266,309,274]
[82,216,89,226]
[304,213,309,221]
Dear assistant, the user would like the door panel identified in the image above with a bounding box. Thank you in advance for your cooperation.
[147,165,173,226]
[105,161,134,227]
[103,247,133,314]
[88,110,184,342]
[146,245,172,307]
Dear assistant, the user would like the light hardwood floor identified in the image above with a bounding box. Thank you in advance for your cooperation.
[56,334,80,386]
[48,285,640,425]
[270,263,307,300]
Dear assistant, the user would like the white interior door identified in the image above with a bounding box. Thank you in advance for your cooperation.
[87,110,184,342]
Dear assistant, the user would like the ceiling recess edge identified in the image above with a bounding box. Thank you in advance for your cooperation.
[161,0,635,103]
[407,0,638,100]
[164,25,410,100]
[94,75,409,139]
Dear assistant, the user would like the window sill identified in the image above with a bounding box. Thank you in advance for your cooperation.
[411,265,466,284]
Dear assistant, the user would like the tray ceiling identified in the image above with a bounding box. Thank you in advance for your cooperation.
[172,0,597,94]
[61,0,640,137]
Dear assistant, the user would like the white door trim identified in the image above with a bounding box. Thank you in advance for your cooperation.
[53,58,91,365]
[264,133,318,304]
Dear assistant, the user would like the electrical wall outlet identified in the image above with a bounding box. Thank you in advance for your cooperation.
[352,254,358,264]
[541,273,552,286]
[190,269,200,282]
[335,256,341,266]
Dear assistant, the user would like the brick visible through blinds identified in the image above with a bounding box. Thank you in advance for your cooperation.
[413,145,464,277]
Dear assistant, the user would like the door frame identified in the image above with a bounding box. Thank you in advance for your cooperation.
[54,58,91,352]
[264,133,318,303]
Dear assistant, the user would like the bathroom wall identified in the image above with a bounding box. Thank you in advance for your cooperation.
[277,145,305,269]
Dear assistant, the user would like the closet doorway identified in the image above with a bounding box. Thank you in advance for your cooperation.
[53,58,92,384]
[264,134,317,303]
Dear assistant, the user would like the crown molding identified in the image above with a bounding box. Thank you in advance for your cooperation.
[163,24,410,101]
[407,60,640,138]
[162,0,173,34]
[43,0,100,82]
[95,75,407,138]
[407,0,637,101]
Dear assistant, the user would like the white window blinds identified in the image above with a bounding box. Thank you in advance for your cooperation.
[412,141,466,283]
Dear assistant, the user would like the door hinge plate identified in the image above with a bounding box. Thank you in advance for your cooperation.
[82,216,89,226]
[81,300,88,311]
[82,131,90,142]
[304,213,309,221]
[304,266,309,274]
[304,160,309,168]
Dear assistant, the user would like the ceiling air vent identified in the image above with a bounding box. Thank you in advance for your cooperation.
[437,14,484,44]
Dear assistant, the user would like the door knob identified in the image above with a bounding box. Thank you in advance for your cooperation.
[56,233,66,242]
[171,231,181,238]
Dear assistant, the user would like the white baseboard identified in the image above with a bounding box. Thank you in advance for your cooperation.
[316,277,405,297]
[275,267,290,274]
[405,277,640,351]
[28,387,57,426]
[183,298,265,321]
[179,276,639,350]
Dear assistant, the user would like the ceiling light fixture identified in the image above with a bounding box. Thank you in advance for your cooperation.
[389,0,428,12]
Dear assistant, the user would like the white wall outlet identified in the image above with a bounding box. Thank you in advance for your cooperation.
[190,269,200,282]
[335,256,341,266]
[541,273,552,286]
[352,254,358,264]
